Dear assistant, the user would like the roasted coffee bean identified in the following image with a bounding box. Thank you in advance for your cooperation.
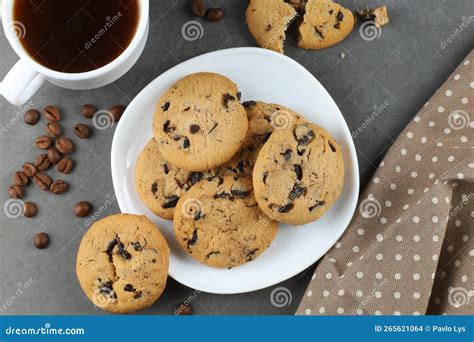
[57,157,74,174]
[35,154,51,171]
[55,137,75,154]
[8,185,24,199]
[175,303,193,315]
[45,121,62,137]
[205,7,224,21]
[22,163,37,177]
[44,105,61,121]
[35,135,52,149]
[23,202,37,218]
[75,201,93,217]
[13,171,29,186]
[47,147,62,164]
[82,104,97,119]
[191,0,206,16]
[108,105,125,122]
[24,109,40,125]
[34,173,52,191]
[74,123,91,139]
[50,180,68,194]
[34,232,50,249]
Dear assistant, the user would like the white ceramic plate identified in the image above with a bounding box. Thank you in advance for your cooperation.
[111,47,359,294]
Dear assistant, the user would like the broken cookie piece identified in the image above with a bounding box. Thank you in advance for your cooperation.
[356,6,390,27]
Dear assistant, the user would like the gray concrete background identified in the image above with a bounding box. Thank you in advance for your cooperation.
[0,0,472,315]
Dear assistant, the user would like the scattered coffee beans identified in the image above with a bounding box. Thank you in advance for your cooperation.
[57,157,74,174]
[35,135,52,150]
[47,147,62,164]
[50,180,68,194]
[108,105,125,122]
[82,104,97,119]
[74,123,91,139]
[24,109,40,125]
[23,202,37,218]
[8,185,24,199]
[191,0,206,16]
[35,154,51,171]
[55,137,75,154]
[175,303,193,315]
[34,173,52,191]
[34,232,50,249]
[13,171,29,186]
[75,201,93,217]
[22,163,37,177]
[44,105,61,121]
[205,8,224,21]
[45,121,62,137]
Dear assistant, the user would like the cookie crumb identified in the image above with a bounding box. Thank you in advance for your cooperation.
[356,6,390,27]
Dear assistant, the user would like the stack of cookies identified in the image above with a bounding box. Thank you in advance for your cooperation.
[135,72,345,269]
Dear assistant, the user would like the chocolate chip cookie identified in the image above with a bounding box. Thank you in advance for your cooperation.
[253,122,344,225]
[173,176,278,268]
[152,72,248,171]
[297,0,355,50]
[135,139,216,220]
[76,214,170,313]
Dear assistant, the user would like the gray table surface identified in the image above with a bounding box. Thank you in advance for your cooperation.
[0,0,472,315]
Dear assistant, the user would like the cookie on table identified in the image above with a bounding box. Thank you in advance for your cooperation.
[253,122,344,225]
[246,0,298,53]
[219,101,305,178]
[152,72,248,171]
[297,0,355,50]
[76,214,170,313]
[173,176,278,268]
[135,139,216,220]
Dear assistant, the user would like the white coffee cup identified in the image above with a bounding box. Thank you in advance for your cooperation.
[0,0,149,106]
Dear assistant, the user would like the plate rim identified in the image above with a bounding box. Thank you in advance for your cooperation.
[111,47,360,294]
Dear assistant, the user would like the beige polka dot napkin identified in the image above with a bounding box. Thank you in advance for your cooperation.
[297,50,473,316]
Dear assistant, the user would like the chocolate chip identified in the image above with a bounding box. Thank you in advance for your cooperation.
[294,164,302,180]
[336,11,344,21]
[45,121,62,137]
[24,109,40,125]
[57,157,74,174]
[163,164,170,174]
[189,124,200,134]
[188,172,203,185]
[243,101,257,108]
[215,191,233,200]
[74,124,91,139]
[187,229,198,247]
[161,102,170,112]
[289,183,305,200]
[44,105,61,121]
[281,149,292,161]
[163,195,179,209]
[329,141,337,152]
[35,135,52,150]
[294,125,315,146]
[131,242,142,251]
[108,105,125,122]
[223,93,235,108]
[314,27,324,39]
[208,123,218,134]
[175,303,193,315]
[23,202,37,218]
[33,173,52,191]
[134,291,142,299]
[55,137,75,154]
[34,232,50,249]
[82,104,97,119]
[22,163,37,177]
[182,137,190,149]
[74,201,93,217]
[191,0,206,17]
[50,180,68,194]
[47,147,62,164]
[237,92,242,101]
[309,201,326,212]
[8,185,23,199]
[117,242,131,259]
[205,7,224,22]
[151,182,158,195]
[277,203,294,213]
[35,154,51,171]
[124,284,134,292]
[231,189,250,198]
[262,172,268,184]
[334,22,340,29]
[237,161,245,173]
[163,120,173,133]
[106,239,118,259]
[13,171,29,186]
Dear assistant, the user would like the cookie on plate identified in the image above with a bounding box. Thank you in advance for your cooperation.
[173,176,278,268]
[135,139,216,220]
[76,214,170,313]
[246,0,298,53]
[253,122,344,225]
[219,101,305,178]
[152,72,248,171]
[298,0,355,50]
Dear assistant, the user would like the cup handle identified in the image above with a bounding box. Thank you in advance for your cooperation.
[1,59,45,106]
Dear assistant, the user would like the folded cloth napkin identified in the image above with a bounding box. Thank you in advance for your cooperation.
[297,50,473,316]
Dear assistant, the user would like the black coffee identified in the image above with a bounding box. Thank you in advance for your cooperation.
[13,0,140,73]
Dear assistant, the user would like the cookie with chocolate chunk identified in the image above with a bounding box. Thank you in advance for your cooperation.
[152,72,248,171]
[298,0,355,50]
[135,139,216,220]
[76,214,170,313]
[253,122,344,225]
[173,176,278,268]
